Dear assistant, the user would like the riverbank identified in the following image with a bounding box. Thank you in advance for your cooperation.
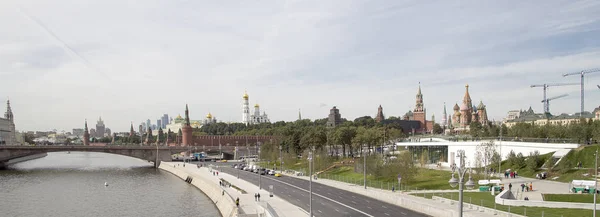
[1,153,48,169]
[158,162,238,217]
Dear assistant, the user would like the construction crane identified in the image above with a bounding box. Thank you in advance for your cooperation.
[541,94,568,114]
[597,85,600,89]
[530,83,578,114]
[562,68,600,116]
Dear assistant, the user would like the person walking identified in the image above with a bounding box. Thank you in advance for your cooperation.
[509,183,512,190]
[254,193,257,201]
[257,193,261,201]
[236,197,240,207]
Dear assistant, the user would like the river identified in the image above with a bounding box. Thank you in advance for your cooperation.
[0,152,220,217]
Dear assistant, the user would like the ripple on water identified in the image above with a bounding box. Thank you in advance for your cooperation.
[0,152,220,217]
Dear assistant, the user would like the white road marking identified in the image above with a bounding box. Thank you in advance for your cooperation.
[352,196,356,198]
[382,205,387,208]
[401,212,407,215]
[327,192,332,195]
[335,209,340,212]
[288,194,292,197]
[352,201,357,204]
[261,175,375,217]
[318,210,322,213]
[384,213,390,216]
[320,202,325,206]
[367,206,372,209]
[366,200,370,203]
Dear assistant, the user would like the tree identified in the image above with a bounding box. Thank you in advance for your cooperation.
[432,123,443,134]
[469,122,483,137]
[526,150,541,172]
[476,141,497,179]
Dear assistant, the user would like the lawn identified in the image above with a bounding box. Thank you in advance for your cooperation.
[417,192,593,217]
[543,194,600,203]
[320,166,468,191]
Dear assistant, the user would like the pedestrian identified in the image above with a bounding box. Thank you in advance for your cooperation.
[509,183,512,190]
[392,186,395,192]
[254,193,257,201]
[236,197,240,207]
[217,171,219,176]
[521,183,525,192]
[529,183,533,191]
[219,181,222,186]
[258,193,261,201]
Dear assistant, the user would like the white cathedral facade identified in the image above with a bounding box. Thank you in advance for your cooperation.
[242,91,270,125]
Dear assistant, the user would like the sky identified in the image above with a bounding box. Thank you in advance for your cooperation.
[2,0,600,132]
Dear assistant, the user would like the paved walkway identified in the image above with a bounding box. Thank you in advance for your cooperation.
[291,175,505,217]
[498,175,572,201]
[171,162,306,217]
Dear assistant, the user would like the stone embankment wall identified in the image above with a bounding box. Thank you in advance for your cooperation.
[495,189,596,209]
[159,162,238,217]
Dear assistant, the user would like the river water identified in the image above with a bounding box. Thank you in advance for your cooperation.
[0,152,220,217]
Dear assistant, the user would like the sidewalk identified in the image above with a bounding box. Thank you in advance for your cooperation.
[174,162,306,217]
[498,175,571,201]
[292,175,505,217]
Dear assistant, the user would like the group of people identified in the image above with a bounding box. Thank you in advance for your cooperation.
[504,170,518,179]
[520,183,533,192]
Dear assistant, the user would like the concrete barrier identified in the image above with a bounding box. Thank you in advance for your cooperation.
[495,189,597,209]
[159,162,239,217]
[433,196,525,217]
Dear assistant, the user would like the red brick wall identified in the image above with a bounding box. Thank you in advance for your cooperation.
[413,111,426,133]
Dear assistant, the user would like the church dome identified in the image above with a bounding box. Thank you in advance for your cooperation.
[477,101,485,110]
[453,103,460,111]
[206,113,212,119]
[176,114,183,120]
[460,103,469,111]
[254,104,259,108]
[243,91,249,100]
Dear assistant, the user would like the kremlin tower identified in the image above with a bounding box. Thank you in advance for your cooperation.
[83,120,90,146]
[181,104,193,146]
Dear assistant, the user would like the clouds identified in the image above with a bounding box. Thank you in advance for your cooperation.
[1,0,600,132]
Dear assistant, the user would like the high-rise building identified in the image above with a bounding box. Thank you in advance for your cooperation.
[161,114,169,128]
[95,117,106,137]
[0,99,16,145]
[146,119,151,131]
[157,119,162,129]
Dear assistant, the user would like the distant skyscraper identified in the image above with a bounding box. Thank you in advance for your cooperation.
[161,114,169,128]
[146,119,151,131]
[157,119,162,129]
[95,117,106,137]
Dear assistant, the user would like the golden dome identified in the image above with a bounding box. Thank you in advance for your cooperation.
[243,91,249,100]
[206,113,213,119]
[176,114,183,119]
[254,104,259,107]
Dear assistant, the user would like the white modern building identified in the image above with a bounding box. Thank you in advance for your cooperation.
[398,138,579,168]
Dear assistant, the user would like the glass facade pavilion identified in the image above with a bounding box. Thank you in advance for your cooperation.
[407,145,448,164]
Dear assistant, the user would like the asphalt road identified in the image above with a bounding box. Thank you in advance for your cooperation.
[215,163,429,217]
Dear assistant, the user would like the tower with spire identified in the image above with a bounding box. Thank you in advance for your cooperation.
[412,83,429,133]
[298,109,302,120]
[242,91,250,124]
[441,103,448,129]
[83,119,90,146]
[1,99,16,145]
[375,105,385,123]
[182,104,193,146]
[129,122,135,137]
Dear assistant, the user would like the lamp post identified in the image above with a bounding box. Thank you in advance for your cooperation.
[258,143,262,190]
[364,144,367,189]
[308,146,315,217]
[279,145,283,173]
[236,141,239,160]
[448,149,475,217]
[594,149,598,217]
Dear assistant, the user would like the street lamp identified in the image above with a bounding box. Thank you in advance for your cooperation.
[308,146,315,217]
[279,145,283,173]
[258,143,262,190]
[364,144,367,189]
[448,149,475,217]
